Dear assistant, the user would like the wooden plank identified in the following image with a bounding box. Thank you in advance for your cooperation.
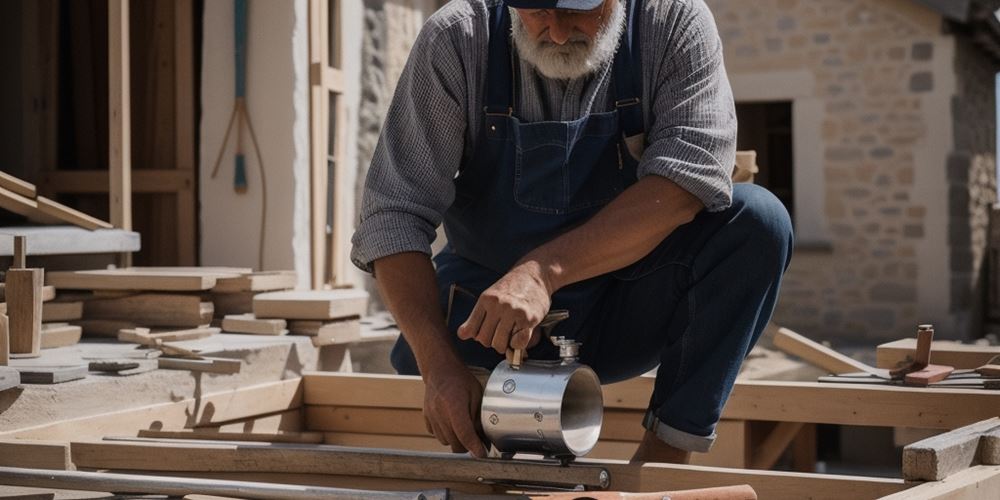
[877,339,1000,370]
[903,418,1000,481]
[304,373,1000,430]
[35,197,112,231]
[84,294,213,327]
[2,378,303,440]
[253,290,368,320]
[41,169,194,194]
[0,172,37,199]
[158,357,241,375]
[0,186,59,225]
[878,465,1000,499]
[290,317,361,346]
[174,0,197,267]
[48,269,219,291]
[108,0,132,231]
[221,314,287,336]
[212,292,255,317]
[136,429,322,444]
[213,271,297,293]
[69,440,611,489]
[42,302,83,322]
[118,327,218,346]
[6,269,43,357]
[773,327,877,375]
[0,440,70,470]
[905,365,954,386]
[39,324,82,349]
[16,365,87,384]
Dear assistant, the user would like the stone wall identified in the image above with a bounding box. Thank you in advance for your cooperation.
[949,34,999,334]
[706,0,963,341]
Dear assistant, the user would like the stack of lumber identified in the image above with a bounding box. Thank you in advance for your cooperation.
[248,289,370,347]
[0,282,81,350]
[0,171,112,230]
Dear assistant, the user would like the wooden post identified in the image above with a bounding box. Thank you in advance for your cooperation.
[308,0,328,288]
[109,0,133,266]
[175,0,197,266]
[7,236,43,358]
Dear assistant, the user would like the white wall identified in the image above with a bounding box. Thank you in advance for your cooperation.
[199,0,311,287]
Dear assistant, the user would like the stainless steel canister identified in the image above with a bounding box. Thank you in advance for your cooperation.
[480,356,603,458]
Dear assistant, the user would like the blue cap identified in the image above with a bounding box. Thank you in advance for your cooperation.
[505,0,604,11]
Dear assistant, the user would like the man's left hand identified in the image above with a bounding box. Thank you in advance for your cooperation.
[457,261,553,354]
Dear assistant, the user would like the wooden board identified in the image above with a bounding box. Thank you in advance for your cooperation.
[0,440,70,470]
[221,314,287,336]
[158,357,241,374]
[213,271,297,293]
[42,301,83,322]
[877,339,1000,370]
[39,323,82,349]
[73,318,139,337]
[211,292,254,317]
[16,365,87,384]
[0,185,59,225]
[0,171,37,199]
[6,269,43,357]
[773,327,878,375]
[136,429,323,444]
[35,196,113,230]
[47,269,220,291]
[253,290,368,320]
[84,294,213,327]
[118,327,218,346]
[289,317,361,346]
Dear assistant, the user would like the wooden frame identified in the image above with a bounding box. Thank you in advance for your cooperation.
[308,0,348,288]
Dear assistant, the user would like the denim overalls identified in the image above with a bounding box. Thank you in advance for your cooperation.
[391,0,793,452]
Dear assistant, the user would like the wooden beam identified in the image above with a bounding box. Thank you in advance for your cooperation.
[1,379,303,440]
[35,196,113,230]
[0,440,71,470]
[108,0,132,231]
[84,294,214,327]
[307,0,327,289]
[877,465,1000,499]
[213,271,298,293]
[774,327,878,375]
[40,169,194,194]
[69,440,611,489]
[221,314,287,336]
[47,269,222,291]
[252,290,368,321]
[158,357,241,375]
[877,339,1000,369]
[903,418,1000,481]
[0,172,37,199]
[174,0,197,267]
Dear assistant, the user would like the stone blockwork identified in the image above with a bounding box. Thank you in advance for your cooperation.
[705,0,974,341]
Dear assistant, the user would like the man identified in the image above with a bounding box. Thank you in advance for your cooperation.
[352,0,793,463]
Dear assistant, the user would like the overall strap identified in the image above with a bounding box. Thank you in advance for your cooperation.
[612,0,643,138]
[484,2,514,116]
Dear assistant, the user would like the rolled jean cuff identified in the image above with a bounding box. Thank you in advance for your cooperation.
[642,410,716,453]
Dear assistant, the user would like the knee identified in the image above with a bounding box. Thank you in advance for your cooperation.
[729,184,793,269]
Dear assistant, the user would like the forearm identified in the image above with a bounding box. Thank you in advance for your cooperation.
[373,252,464,377]
[521,176,704,292]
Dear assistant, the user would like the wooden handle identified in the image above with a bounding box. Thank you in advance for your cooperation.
[12,236,26,269]
[915,325,934,367]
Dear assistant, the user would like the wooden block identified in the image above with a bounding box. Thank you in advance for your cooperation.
[158,357,241,374]
[16,365,87,384]
[221,314,287,336]
[904,364,954,386]
[0,440,71,470]
[977,364,1000,377]
[877,339,1000,369]
[0,366,19,391]
[903,418,1000,481]
[213,271,297,293]
[35,196,113,230]
[47,269,221,291]
[0,313,8,366]
[6,269,43,357]
[0,285,54,303]
[289,316,361,346]
[39,323,82,349]
[118,327,218,346]
[84,294,213,327]
[253,290,368,320]
[0,171,37,199]
[136,429,324,444]
[211,292,255,316]
[73,318,139,337]
[42,301,83,322]
[773,327,878,375]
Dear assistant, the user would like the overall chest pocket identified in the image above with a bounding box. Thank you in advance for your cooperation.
[513,119,627,215]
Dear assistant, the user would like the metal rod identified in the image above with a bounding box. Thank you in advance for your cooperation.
[0,466,443,500]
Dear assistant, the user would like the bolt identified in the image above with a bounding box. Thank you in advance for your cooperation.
[534,411,543,422]
[489,414,499,425]
[599,470,610,488]
[502,379,516,394]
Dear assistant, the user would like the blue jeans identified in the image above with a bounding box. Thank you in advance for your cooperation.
[391,183,794,452]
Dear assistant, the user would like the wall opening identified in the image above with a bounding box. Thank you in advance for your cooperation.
[736,101,794,220]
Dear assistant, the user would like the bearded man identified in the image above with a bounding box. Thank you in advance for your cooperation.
[351,0,793,463]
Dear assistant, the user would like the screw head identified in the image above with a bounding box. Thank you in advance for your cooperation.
[489,414,499,425]
[502,379,516,394]
[534,411,544,422]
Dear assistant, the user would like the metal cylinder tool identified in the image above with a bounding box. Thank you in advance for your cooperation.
[480,311,604,461]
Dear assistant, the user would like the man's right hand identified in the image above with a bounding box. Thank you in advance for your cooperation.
[422,362,488,458]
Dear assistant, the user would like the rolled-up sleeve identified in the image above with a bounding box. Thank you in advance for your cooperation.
[640,0,736,212]
[351,18,470,273]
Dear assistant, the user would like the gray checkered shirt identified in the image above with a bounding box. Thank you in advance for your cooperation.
[352,0,736,272]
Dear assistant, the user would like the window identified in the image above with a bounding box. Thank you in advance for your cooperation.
[736,101,795,220]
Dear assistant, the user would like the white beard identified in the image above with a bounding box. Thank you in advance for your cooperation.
[510,0,626,81]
